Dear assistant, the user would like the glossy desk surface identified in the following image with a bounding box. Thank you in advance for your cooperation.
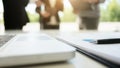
[0,30,107,68]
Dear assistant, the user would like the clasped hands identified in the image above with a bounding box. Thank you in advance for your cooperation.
[41,11,50,18]
[35,0,42,7]
[35,0,50,18]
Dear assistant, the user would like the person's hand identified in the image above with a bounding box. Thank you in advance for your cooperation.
[35,0,42,7]
[41,11,50,18]
[83,0,99,4]
[73,10,79,14]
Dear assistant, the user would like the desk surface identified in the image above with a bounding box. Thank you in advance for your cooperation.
[1,30,107,68]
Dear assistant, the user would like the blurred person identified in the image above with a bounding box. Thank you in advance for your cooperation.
[35,0,63,29]
[69,0,105,30]
[2,0,29,30]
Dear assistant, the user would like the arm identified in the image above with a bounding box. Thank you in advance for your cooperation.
[35,0,50,18]
[35,0,42,13]
[69,0,78,11]
[35,7,41,14]
[69,0,80,14]
[83,0,105,4]
[24,0,29,6]
[57,0,64,11]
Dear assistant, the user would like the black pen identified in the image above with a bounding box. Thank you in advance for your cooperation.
[83,38,120,44]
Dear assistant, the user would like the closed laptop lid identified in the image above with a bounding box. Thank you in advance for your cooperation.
[0,33,75,67]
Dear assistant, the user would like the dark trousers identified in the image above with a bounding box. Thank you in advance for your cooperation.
[79,17,99,30]
[40,23,59,29]
[40,16,60,29]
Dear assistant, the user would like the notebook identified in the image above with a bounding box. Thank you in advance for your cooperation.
[0,33,75,67]
[57,32,120,67]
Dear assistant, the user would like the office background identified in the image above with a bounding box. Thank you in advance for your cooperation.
[1,0,120,31]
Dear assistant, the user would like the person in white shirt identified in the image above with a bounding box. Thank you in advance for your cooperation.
[69,0,105,30]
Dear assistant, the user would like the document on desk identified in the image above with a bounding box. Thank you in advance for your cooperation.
[57,32,120,67]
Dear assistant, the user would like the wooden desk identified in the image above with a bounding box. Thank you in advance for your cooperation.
[2,30,107,68]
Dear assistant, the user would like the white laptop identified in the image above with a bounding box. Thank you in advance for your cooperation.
[57,32,120,67]
[0,33,75,67]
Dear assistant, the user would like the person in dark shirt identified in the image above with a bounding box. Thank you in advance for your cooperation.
[2,0,30,30]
